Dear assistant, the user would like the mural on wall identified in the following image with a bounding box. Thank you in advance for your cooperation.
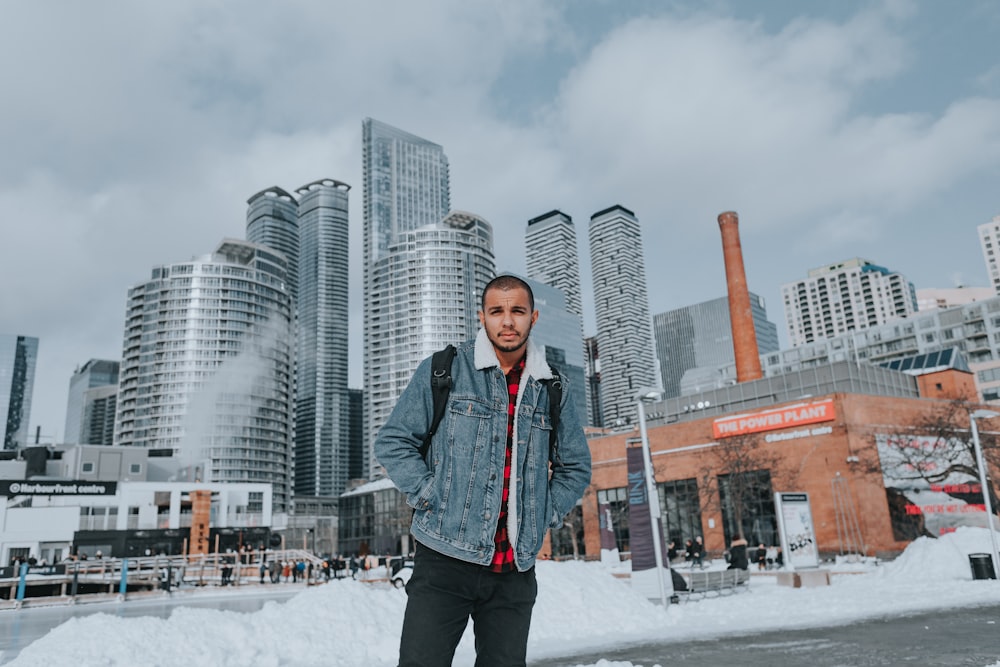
[875,433,989,540]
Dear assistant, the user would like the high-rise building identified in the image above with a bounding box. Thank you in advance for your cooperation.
[247,180,353,498]
[978,215,1000,295]
[362,119,452,468]
[525,209,594,424]
[64,359,120,445]
[0,334,38,450]
[246,187,300,302]
[653,294,779,399]
[292,178,351,497]
[588,205,657,426]
[525,210,584,318]
[114,239,294,510]
[584,336,602,427]
[366,210,495,476]
[781,258,918,347]
[523,277,588,423]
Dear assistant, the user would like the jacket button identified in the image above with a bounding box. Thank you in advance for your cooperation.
[485,512,491,520]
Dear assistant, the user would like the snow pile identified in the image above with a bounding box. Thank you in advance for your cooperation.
[6,528,1000,667]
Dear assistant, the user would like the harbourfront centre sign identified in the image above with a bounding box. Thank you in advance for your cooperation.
[1,480,118,496]
[712,398,836,439]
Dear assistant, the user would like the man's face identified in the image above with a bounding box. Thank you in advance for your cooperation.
[478,286,538,355]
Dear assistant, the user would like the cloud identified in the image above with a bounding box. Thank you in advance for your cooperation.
[2,1,999,440]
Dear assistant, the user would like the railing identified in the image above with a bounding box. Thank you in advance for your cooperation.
[0,548,327,610]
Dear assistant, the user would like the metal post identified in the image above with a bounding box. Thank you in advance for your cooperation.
[119,558,129,597]
[970,414,1000,575]
[15,562,28,602]
[637,398,668,607]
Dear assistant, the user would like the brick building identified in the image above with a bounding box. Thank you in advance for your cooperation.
[576,362,990,561]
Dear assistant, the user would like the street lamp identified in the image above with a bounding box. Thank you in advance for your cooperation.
[635,387,670,606]
[970,409,1000,576]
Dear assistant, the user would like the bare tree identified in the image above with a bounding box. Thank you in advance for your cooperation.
[859,397,1000,504]
[694,432,797,542]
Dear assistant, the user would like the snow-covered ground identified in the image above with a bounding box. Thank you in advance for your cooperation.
[5,527,1000,667]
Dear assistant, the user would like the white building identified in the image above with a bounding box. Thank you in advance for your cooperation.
[114,239,294,510]
[781,258,918,347]
[977,215,1000,296]
[0,447,273,564]
[365,211,495,476]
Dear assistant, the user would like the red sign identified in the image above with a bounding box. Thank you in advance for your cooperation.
[712,399,836,439]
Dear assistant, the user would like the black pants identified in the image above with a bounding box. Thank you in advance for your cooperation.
[398,542,537,667]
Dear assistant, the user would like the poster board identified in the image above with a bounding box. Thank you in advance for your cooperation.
[774,492,820,570]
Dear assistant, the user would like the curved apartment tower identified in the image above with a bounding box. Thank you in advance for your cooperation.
[114,239,294,510]
[589,205,657,427]
[366,211,495,475]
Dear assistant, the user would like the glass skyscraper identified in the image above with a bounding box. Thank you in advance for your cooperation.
[523,278,588,424]
[0,333,38,450]
[589,205,657,427]
[652,294,779,399]
[362,119,454,471]
[293,178,351,497]
[246,186,299,302]
[64,359,120,445]
[114,239,294,510]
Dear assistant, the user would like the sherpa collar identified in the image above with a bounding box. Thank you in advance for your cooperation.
[474,327,553,381]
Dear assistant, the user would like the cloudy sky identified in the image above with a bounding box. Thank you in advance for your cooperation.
[3,0,1000,443]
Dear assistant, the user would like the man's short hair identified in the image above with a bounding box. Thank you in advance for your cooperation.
[481,274,535,312]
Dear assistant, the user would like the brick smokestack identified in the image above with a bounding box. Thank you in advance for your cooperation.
[717,211,763,382]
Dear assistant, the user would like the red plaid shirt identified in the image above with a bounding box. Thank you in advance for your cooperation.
[489,356,525,573]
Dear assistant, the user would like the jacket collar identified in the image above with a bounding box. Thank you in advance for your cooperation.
[474,328,553,381]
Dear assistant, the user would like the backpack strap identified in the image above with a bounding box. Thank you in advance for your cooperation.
[419,344,456,460]
[544,365,563,465]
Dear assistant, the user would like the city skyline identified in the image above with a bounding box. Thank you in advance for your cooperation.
[2,1,999,441]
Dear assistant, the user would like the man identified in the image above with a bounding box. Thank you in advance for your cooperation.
[375,274,592,667]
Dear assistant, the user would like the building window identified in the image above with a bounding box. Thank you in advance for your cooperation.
[129,463,142,474]
[596,487,630,554]
[81,462,95,473]
[657,478,703,552]
[717,470,777,549]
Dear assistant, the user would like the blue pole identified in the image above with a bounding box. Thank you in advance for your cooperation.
[16,563,29,602]
[119,559,129,597]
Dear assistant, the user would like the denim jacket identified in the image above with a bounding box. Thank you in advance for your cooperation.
[374,328,592,571]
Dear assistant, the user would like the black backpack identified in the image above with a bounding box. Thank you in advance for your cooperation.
[418,344,563,464]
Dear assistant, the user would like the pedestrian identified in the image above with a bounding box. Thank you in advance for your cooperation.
[684,539,694,566]
[375,274,592,667]
[690,536,705,569]
[755,543,768,570]
[259,559,267,584]
[727,536,749,570]
[766,544,778,570]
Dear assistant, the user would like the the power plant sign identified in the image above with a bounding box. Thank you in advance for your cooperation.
[712,399,836,439]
